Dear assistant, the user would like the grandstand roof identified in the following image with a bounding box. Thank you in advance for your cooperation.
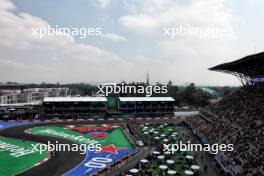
[44,97,107,102]
[0,101,42,107]
[209,51,264,77]
[119,97,175,102]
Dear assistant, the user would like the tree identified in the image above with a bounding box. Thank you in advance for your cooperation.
[181,83,212,107]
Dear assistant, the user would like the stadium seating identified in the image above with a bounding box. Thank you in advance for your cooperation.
[185,84,264,175]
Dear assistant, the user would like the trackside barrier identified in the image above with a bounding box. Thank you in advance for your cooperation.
[121,126,136,148]
[214,152,241,176]
[97,149,138,176]
[101,147,151,176]
[185,121,240,176]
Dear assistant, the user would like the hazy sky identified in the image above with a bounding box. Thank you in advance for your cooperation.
[0,0,263,86]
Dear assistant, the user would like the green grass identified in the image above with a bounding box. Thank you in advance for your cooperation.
[0,136,48,176]
[104,128,133,148]
[26,125,133,148]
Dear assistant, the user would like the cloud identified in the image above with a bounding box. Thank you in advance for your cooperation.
[0,0,14,10]
[0,0,132,83]
[119,0,233,31]
[0,0,242,86]
[119,14,158,29]
[101,33,127,42]
[117,0,240,86]
[98,0,110,8]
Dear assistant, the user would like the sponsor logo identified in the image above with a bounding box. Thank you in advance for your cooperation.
[0,140,37,157]
[38,129,99,145]
[84,157,113,169]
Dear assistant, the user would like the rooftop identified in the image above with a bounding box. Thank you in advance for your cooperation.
[44,97,107,102]
[119,97,175,102]
[209,51,264,77]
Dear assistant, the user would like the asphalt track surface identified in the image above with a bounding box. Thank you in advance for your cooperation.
[0,119,180,176]
[0,121,107,176]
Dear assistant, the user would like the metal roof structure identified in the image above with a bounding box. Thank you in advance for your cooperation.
[119,97,175,102]
[209,51,264,85]
[44,97,107,102]
[0,101,42,107]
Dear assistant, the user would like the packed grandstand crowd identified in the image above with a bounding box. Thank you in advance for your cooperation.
[185,84,264,176]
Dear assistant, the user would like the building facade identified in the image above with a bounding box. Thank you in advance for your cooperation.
[119,97,175,118]
[42,97,107,119]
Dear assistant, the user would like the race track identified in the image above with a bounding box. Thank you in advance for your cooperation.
[0,121,93,176]
[0,119,178,176]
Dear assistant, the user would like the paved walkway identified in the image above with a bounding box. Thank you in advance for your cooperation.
[180,126,220,176]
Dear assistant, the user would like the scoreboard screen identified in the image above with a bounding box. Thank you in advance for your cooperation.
[251,76,264,83]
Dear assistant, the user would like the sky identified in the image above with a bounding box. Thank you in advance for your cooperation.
[0,0,263,86]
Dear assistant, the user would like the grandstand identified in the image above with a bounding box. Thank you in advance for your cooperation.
[42,97,107,119]
[42,97,175,119]
[186,52,264,176]
[119,97,175,118]
[0,102,42,120]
